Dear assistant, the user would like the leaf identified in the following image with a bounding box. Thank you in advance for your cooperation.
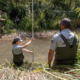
[78,13,80,18]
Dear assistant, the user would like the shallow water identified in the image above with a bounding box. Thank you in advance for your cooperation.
[0,37,52,64]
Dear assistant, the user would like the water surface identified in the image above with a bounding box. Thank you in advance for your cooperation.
[0,37,52,64]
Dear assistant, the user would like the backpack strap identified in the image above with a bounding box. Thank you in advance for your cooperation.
[59,33,76,48]
[59,33,70,47]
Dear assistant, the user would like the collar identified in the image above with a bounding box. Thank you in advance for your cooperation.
[61,29,71,34]
[14,44,18,46]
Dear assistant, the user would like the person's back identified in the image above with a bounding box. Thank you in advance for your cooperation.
[48,18,79,67]
[55,30,78,64]
[12,44,24,63]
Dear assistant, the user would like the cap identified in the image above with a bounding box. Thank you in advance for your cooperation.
[14,37,23,42]
[12,37,23,44]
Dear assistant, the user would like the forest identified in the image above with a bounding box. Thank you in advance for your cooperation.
[0,0,80,33]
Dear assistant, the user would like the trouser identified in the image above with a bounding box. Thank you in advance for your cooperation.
[53,53,76,65]
[13,60,23,66]
[0,21,2,33]
[57,59,77,65]
[53,59,77,66]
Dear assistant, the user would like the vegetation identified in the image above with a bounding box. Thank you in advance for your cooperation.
[0,60,80,80]
[0,0,80,33]
[0,32,80,80]
[0,1,80,80]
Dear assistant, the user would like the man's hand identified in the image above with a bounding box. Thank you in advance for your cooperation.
[48,49,54,68]
[49,64,51,68]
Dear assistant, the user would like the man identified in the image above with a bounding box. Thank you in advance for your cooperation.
[0,10,5,38]
[48,18,79,67]
[15,16,19,25]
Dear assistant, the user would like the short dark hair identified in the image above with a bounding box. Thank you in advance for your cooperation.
[60,18,71,28]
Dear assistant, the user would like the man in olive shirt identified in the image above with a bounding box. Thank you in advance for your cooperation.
[48,18,79,67]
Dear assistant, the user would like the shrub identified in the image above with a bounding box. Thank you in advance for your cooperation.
[1,0,80,33]
[19,16,32,31]
[1,13,15,34]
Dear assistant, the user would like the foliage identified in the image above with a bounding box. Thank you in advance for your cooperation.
[75,8,80,18]
[19,16,32,31]
[76,33,80,61]
[1,13,15,34]
[0,0,80,33]
[0,59,80,80]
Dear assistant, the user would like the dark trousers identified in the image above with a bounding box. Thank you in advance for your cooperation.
[13,60,23,66]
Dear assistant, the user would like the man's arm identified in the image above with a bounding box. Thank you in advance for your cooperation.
[48,49,54,68]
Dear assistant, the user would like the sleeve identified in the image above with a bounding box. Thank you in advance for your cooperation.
[14,46,22,53]
[16,46,22,51]
[13,45,23,54]
[49,36,57,50]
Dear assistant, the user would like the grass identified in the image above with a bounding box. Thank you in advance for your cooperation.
[0,59,80,80]
[0,32,80,80]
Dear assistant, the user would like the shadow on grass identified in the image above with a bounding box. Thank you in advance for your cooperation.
[52,64,76,73]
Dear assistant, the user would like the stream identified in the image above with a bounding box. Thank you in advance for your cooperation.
[0,37,52,64]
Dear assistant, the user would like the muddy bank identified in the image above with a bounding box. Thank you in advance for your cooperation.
[26,30,59,38]
[0,30,59,40]
[0,29,80,40]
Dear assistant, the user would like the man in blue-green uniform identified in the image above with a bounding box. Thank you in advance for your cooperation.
[48,18,79,67]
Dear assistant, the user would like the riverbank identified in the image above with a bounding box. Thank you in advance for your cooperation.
[0,30,59,40]
[0,28,80,40]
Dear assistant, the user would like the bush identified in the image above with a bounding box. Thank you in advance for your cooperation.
[19,16,32,31]
[1,13,15,34]
[1,0,80,33]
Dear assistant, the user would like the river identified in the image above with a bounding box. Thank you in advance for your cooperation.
[0,37,52,64]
